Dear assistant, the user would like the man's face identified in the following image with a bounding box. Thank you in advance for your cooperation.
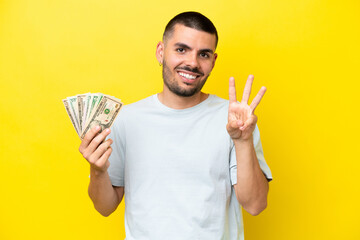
[157,24,217,97]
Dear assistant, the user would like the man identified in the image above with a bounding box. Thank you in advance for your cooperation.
[79,11,272,240]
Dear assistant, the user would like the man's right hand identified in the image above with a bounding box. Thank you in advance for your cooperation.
[79,126,113,173]
[79,125,123,216]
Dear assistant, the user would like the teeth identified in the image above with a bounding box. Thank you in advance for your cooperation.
[179,72,196,80]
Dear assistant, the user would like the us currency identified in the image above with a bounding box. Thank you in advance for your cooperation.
[76,94,85,133]
[76,93,91,133]
[63,99,80,136]
[86,93,104,126]
[80,95,122,139]
[66,96,81,134]
[82,94,92,132]
[63,93,122,139]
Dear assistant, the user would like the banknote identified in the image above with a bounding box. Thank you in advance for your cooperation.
[80,95,122,139]
[76,94,85,132]
[63,93,122,139]
[86,93,103,125]
[76,93,92,133]
[66,96,80,134]
[80,93,91,133]
[62,99,80,136]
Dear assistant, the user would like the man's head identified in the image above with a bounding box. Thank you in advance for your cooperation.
[156,12,218,98]
[163,12,218,49]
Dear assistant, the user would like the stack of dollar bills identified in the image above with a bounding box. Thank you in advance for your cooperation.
[62,93,123,139]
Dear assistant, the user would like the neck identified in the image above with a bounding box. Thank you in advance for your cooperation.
[158,88,209,109]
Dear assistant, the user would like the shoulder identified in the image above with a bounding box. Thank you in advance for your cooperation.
[208,94,229,105]
[117,94,158,119]
[194,94,230,125]
[204,94,229,112]
[111,95,155,129]
[122,95,155,112]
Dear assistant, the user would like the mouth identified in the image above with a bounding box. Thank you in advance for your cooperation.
[177,70,201,84]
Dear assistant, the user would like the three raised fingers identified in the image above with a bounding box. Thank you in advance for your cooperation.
[229,75,266,113]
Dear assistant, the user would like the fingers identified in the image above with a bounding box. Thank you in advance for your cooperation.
[227,117,256,140]
[229,77,237,103]
[84,128,112,158]
[89,138,113,164]
[78,126,113,172]
[79,128,112,161]
[79,126,101,153]
[242,75,254,104]
[228,119,241,130]
[81,128,113,172]
[87,145,112,172]
[250,86,267,112]
[96,147,112,169]
[240,115,257,131]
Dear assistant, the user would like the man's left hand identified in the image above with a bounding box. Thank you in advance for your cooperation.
[226,75,266,141]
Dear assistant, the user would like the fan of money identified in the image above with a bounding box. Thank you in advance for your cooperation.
[62,93,123,139]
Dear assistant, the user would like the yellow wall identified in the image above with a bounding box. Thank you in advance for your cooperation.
[1,0,359,239]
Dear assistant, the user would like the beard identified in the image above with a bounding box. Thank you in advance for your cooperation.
[162,60,209,97]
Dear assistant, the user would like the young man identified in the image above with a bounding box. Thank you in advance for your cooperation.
[79,11,272,240]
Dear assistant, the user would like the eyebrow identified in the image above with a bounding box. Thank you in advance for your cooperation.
[174,42,214,54]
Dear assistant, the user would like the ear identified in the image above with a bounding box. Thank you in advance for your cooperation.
[156,41,164,64]
[211,53,218,70]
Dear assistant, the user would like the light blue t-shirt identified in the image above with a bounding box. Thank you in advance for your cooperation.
[107,94,272,240]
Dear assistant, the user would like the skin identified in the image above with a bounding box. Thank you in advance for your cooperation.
[79,126,123,216]
[156,24,217,109]
[80,23,269,217]
[227,75,269,215]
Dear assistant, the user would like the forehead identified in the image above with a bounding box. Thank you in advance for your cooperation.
[165,24,217,50]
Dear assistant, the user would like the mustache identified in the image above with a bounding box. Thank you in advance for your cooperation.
[175,66,204,76]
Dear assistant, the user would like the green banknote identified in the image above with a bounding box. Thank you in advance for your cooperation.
[62,93,122,139]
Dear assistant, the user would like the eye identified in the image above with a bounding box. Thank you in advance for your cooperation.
[176,48,185,53]
[200,52,209,58]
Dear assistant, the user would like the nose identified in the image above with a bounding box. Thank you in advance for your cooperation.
[184,51,200,68]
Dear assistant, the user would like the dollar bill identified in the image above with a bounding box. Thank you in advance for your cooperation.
[66,96,80,134]
[76,93,92,133]
[80,95,122,139]
[63,93,122,139]
[76,94,85,133]
[86,93,104,126]
[62,99,80,137]
[81,93,92,133]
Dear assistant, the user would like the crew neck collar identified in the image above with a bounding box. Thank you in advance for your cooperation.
[152,94,214,113]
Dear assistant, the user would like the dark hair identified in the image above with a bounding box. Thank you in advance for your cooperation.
[163,11,218,47]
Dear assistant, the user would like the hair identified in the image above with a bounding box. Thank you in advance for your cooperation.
[163,11,218,48]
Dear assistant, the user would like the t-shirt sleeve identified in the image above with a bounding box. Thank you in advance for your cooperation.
[106,113,126,187]
[230,124,273,185]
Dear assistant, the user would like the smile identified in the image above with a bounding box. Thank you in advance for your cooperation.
[178,71,198,80]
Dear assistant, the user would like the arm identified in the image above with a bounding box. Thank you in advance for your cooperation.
[79,126,124,216]
[233,137,269,216]
[88,167,124,217]
[227,75,269,216]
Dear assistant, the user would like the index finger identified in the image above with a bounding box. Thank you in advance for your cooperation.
[79,125,101,152]
[229,77,237,103]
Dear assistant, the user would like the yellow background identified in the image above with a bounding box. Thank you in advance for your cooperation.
[1,0,359,239]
